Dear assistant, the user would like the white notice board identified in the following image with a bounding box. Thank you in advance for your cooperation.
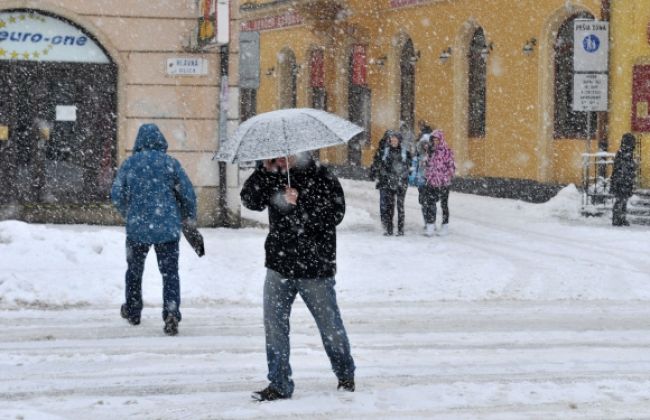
[573,73,608,112]
[56,105,77,121]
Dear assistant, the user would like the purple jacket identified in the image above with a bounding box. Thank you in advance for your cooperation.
[425,130,456,187]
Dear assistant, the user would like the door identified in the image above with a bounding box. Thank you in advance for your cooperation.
[0,61,117,204]
[0,61,48,204]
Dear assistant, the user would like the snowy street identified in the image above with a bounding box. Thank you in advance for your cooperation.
[2,179,650,418]
[4,302,650,419]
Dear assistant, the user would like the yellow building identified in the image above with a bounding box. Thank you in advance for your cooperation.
[240,0,611,198]
[610,0,650,188]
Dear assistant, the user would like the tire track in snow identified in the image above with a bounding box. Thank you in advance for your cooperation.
[3,304,650,417]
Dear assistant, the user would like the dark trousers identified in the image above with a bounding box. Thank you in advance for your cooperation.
[421,186,450,224]
[420,186,437,224]
[124,239,181,321]
[380,188,406,234]
[612,196,629,226]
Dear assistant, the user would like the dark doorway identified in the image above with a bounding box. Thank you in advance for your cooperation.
[0,60,117,205]
[468,27,487,138]
[348,85,370,166]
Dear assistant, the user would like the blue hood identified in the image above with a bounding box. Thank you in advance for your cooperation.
[134,124,168,153]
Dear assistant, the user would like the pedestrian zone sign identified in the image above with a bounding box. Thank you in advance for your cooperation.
[573,20,609,72]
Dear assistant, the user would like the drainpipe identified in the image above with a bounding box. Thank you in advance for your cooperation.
[598,0,611,153]
[218,44,230,226]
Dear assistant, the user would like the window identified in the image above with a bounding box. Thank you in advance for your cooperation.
[554,12,596,139]
[309,48,327,110]
[348,45,370,166]
[400,38,416,132]
[468,27,487,138]
[279,49,297,109]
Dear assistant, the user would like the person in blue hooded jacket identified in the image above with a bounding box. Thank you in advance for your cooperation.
[111,123,197,336]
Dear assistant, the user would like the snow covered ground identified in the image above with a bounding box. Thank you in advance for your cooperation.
[2,178,650,419]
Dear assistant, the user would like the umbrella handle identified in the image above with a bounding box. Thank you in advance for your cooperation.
[285,153,291,188]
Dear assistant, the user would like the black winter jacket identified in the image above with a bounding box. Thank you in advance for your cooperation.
[240,161,345,279]
[610,150,637,198]
[370,145,411,191]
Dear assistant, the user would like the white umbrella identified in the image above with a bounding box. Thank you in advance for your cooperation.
[214,108,364,164]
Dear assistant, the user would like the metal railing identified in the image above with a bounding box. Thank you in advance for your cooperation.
[581,151,615,215]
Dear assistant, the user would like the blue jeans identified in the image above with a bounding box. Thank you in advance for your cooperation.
[263,269,355,397]
[124,239,181,321]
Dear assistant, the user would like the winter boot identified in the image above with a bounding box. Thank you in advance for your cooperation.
[437,224,449,236]
[251,386,290,401]
[163,314,179,336]
[337,378,355,392]
[120,304,140,326]
[425,223,436,237]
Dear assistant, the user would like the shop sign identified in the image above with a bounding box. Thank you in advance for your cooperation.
[198,0,229,47]
[389,0,428,8]
[166,57,208,76]
[240,31,260,89]
[241,11,303,32]
[0,11,109,63]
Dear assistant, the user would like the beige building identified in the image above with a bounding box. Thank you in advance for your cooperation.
[0,0,241,226]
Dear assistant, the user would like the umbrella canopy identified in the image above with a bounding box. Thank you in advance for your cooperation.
[213,108,364,163]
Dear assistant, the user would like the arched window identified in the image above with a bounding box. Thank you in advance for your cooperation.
[309,48,326,110]
[400,38,416,132]
[278,49,297,109]
[554,12,596,138]
[468,27,487,138]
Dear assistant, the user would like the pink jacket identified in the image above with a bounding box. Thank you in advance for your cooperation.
[425,130,456,187]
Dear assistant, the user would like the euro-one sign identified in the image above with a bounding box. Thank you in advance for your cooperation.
[573,20,608,73]
[0,11,109,63]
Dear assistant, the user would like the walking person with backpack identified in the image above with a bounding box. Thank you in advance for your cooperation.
[111,123,197,336]
[423,129,456,236]
[610,132,637,226]
[370,130,411,236]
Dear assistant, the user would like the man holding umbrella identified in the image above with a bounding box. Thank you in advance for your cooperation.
[241,152,356,401]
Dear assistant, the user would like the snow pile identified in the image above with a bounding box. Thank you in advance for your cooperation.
[541,184,584,220]
[0,221,124,308]
[1,178,649,309]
